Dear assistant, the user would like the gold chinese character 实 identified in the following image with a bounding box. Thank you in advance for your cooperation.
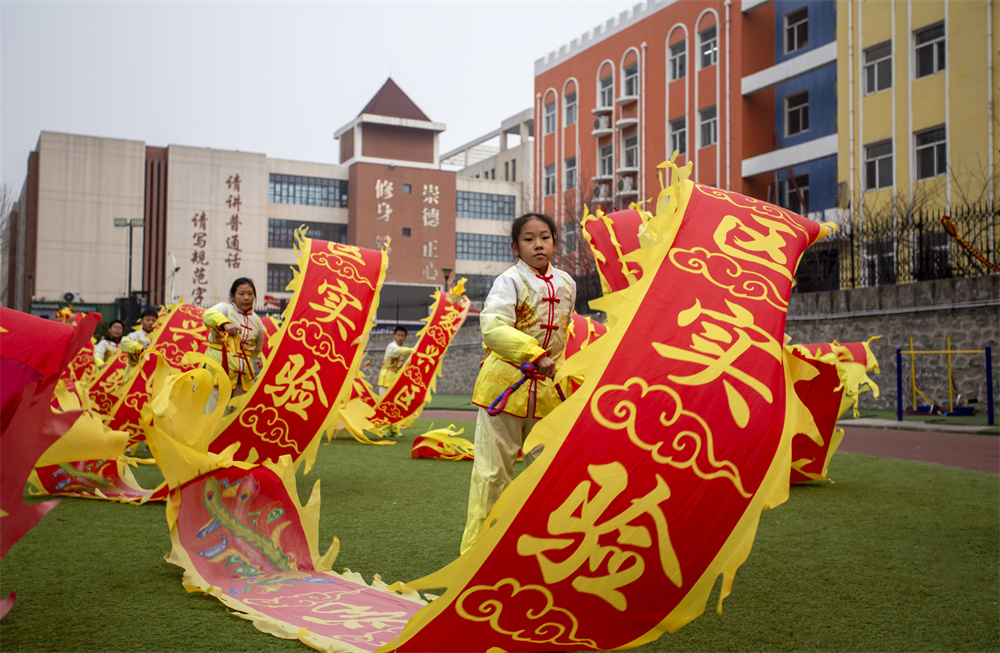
[308,279,362,339]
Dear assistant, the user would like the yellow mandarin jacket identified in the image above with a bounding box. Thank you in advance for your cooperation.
[471,259,576,418]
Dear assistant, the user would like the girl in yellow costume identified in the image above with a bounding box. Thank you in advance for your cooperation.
[202,277,266,413]
[460,213,576,554]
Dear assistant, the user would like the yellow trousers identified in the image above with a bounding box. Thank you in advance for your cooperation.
[460,399,544,555]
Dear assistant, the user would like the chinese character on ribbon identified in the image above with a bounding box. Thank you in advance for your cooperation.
[263,353,329,420]
[422,184,440,205]
[517,461,681,611]
[375,179,394,200]
[422,240,438,258]
[308,279,363,340]
[422,207,440,228]
[226,174,242,192]
[376,202,393,223]
[652,298,781,428]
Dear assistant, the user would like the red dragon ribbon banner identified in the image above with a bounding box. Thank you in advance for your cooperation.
[379,160,834,651]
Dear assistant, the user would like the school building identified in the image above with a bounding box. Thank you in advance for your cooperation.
[1,79,531,320]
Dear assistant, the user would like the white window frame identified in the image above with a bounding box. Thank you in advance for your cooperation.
[623,63,639,96]
[699,26,718,69]
[864,140,893,191]
[784,7,808,54]
[564,91,577,126]
[785,174,809,214]
[914,22,945,79]
[544,163,556,196]
[544,101,556,134]
[564,156,577,190]
[669,40,686,81]
[599,75,614,108]
[670,117,687,155]
[864,41,892,95]
[623,135,639,169]
[600,144,614,177]
[785,91,809,137]
[699,106,718,148]
[914,126,947,180]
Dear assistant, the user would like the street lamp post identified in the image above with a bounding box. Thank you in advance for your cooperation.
[114,217,144,300]
[441,266,452,293]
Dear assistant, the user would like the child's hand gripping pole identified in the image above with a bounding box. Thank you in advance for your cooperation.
[487,361,566,417]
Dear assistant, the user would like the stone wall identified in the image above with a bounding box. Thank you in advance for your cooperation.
[361,318,486,395]
[368,276,999,416]
[785,276,999,414]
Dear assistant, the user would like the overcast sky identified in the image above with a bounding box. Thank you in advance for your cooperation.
[1,0,639,190]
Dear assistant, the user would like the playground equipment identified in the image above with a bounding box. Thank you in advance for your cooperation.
[896,337,994,424]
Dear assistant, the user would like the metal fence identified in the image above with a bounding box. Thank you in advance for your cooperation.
[794,202,998,293]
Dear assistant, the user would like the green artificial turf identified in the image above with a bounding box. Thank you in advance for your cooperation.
[2,417,997,653]
[423,393,478,411]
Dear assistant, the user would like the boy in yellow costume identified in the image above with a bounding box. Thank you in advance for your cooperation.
[460,213,575,554]
[377,325,414,436]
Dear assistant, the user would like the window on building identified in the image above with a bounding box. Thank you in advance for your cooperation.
[504,161,509,181]
[785,7,808,53]
[565,157,577,190]
[669,40,687,81]
[599,75,614,107]
[699,26,718,69]
[786,91,809,136]
[864,41,892,94]
[915,22,945,78]
[544,101,556,134]
[267,264,294,293]
[456,233,513,262]
[623,135,638,168]
[268,174,348,208]
[915,126,947,180]
[456,191,516,221]
[267,218,347,248]
[402,227,411,237]
[511,159,516,182]
[544,163,556,196]
[864,141,893,190]
[864,239,898,286]
[785,174,809,214]
[670,117,687,155]
[565,91,578,126]
[402,183,412,193]
[623,63,639,96]
[600,144,614,176]
[699,106,718,148]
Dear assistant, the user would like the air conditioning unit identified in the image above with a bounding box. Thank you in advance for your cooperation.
[617,177,634,193]
[594,184,610,199]
[593,115,610,130]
